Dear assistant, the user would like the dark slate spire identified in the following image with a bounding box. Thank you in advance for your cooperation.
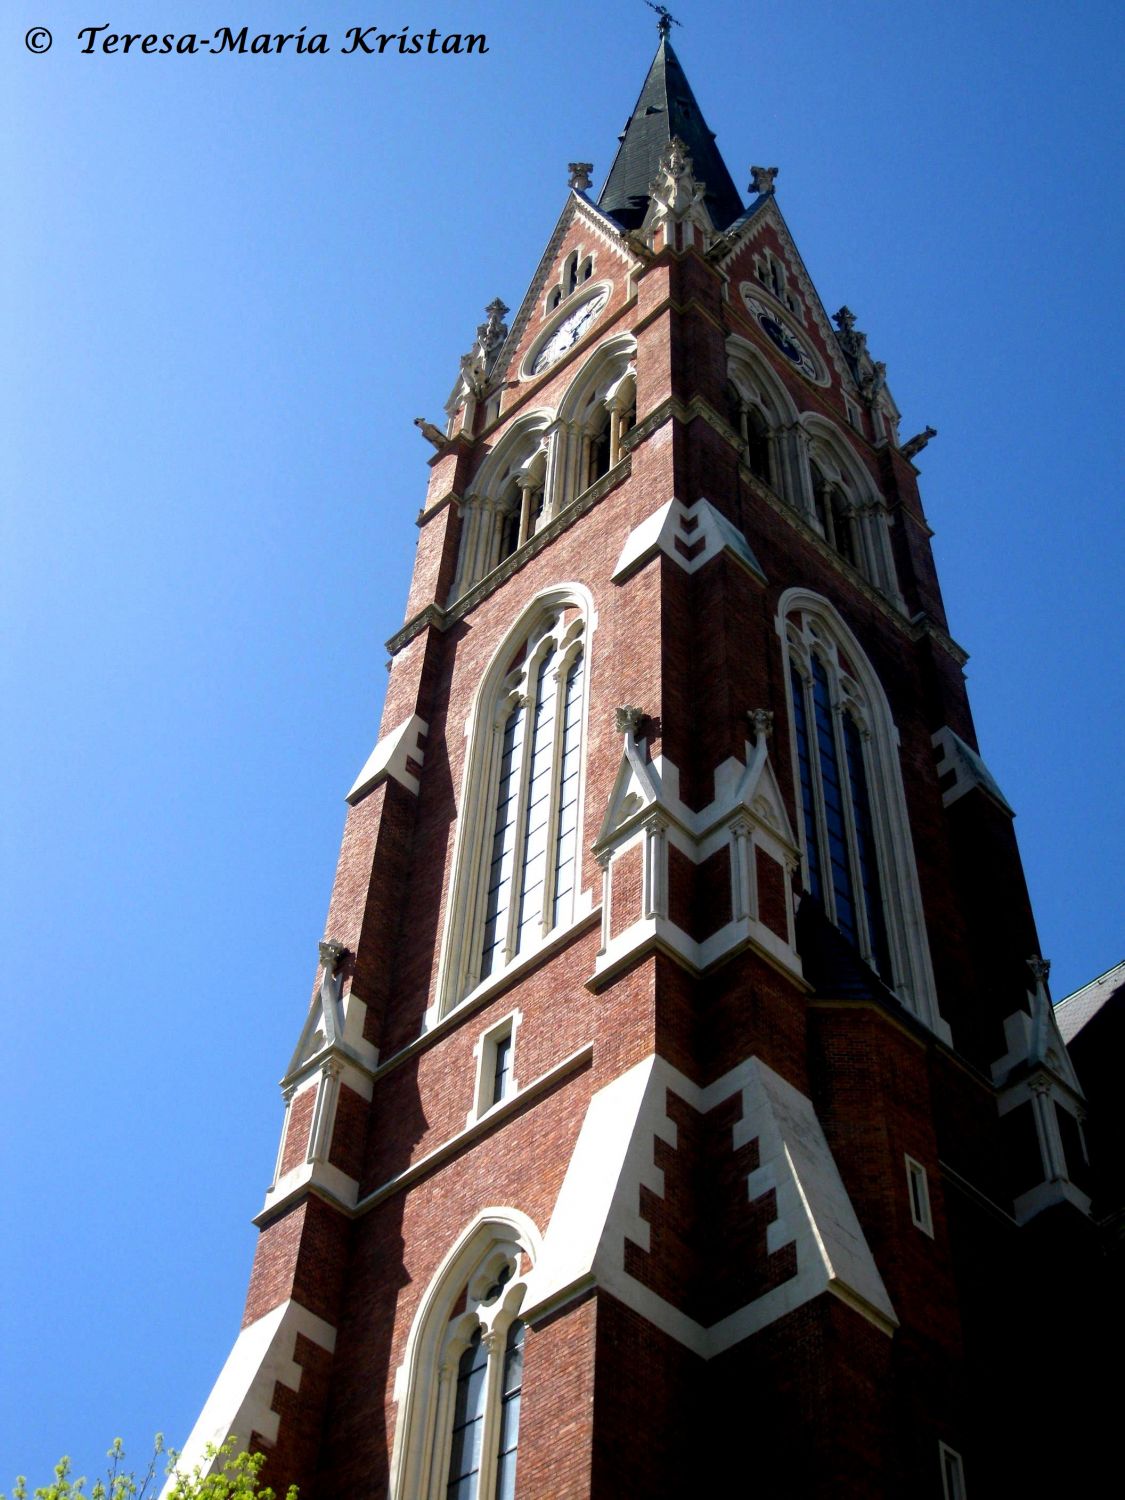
[597,36,744,232]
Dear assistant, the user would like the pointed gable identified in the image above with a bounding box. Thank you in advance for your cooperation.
[598,36,743,232]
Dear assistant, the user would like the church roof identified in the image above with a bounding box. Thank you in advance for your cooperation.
[597,36,744,232]
[1055,959,1125,1045]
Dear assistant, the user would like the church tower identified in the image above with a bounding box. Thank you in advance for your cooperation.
[173,25,1109,1499]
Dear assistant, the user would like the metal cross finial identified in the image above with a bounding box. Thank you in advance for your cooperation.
[645,2,681,39]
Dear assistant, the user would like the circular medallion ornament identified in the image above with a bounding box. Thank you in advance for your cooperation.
[526,286,610,377]
[740,286,824,384]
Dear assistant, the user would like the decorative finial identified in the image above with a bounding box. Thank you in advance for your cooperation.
[568,162,593,191]
[615,705,644,736]
[1027,955,1052,985]
[749,166,779,196]
[645,2,680,39]
[833,305,868,362]
[319,939,346,973]
[747,708,775,741]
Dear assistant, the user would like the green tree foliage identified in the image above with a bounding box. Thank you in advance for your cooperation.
[1,1439,296,1500]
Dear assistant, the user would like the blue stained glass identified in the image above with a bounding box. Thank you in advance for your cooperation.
[812,656,857,942]
[843,715,892,979]
[790,665,823,902]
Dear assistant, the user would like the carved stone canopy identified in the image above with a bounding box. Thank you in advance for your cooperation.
[645,136,711,239]
[568,162,594,191]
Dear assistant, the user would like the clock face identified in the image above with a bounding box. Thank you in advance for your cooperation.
[740,287,823,383]
[528,287,609,376]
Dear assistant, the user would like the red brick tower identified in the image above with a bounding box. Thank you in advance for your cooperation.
[172,26,1110,1500]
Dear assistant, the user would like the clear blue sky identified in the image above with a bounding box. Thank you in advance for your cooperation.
[3,0,1122,1484]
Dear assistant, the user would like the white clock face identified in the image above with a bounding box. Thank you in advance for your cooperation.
[740,287,825,384]
[528,288,609,376]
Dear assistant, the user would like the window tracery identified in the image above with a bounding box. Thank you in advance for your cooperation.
[452,417,551,598]
[554,335,636,508]
[390,1213,539,1500]
[436,591,591,1016]
[779,592,943,1033]
[799,420,901,602]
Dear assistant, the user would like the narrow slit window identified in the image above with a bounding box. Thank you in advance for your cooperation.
[491,1031,512,1106]
[939,1443,966,1500]
[906,1155,934,1236]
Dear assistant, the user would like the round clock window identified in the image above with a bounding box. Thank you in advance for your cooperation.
[525,286,610,378]
[739,287,826,385]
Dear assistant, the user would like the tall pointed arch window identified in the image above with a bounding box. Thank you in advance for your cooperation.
[781,592,944,1035]
[437,593,591,1015]
[390,1214,539,1500]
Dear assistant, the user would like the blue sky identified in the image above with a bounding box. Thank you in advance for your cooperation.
[3,0,1122,1483]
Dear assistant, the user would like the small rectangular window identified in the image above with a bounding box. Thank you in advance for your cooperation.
[471,1012,521,1123]
[492,1031,512,1105]
[939,1442,966,1500]
[905,1155,934,1236]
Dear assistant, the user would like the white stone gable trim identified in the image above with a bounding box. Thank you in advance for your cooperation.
[492,195,638,387]
[347,712,428,802]
[931,726,1014,815]
[611,496,767,584]
[717,198,855,393]
[591,733,803,987]
[520,1053,897,1353]
[159,1299,336,1498]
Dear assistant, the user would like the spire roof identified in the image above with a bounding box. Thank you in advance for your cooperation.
[597,36,744,232]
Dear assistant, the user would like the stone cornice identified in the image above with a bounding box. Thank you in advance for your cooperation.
[417,490,459,526]
[353,1044,594,1217]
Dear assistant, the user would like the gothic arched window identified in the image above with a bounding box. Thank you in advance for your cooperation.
[390,1213,539,1500]
[799,422,903,605]
[780,592,944,1035]
[810,459,859,569]
[727,337,800,504]
[452,417,552,600]
[437,592,591,1015]
[555,336,636,509]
